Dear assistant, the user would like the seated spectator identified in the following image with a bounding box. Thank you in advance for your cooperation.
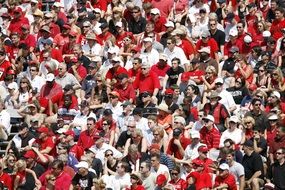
[214,163,237,190]
[167,128,191,159]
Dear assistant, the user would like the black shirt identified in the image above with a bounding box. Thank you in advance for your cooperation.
[244,111,270,132]
[72,171,96,190]
[242,151,264,180]
[142,103,157,118]
[210,29,225,51]
[166,66,184,87]
[81,75,96,98]
[268,161,285,190]
[21,163,45,190]
[128,17,147,35]
[222,57,235,73]
[227,86,250,104]
[116,131,131,148]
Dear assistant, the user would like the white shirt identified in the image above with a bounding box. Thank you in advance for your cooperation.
[72,112,97,131]
[82,43,102,57]
[219,128,244,147]
[136,117,153,145]
[0,109,11,135]
[150,164,170,181]
[164,46,188,66]
[184,142,206,160]
[30,75,46,92]
[219,89,236,112]
[104,173,131,190]
[105,102,123,122]
[140,48,159,66]
[92,143,123,164]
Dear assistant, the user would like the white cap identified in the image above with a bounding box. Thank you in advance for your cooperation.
[188,14,196,23]
[88,147,96,154]
[244,35,252,43]
[190,131,200,139]
[141,62,151,68]
[165,21,174,28]
[215,77,224,84]
[46,73,55,82]
[92,56,102,62]
[150,8,160,15]
[7,83,17,90]
[31,0,38,3]
[174,116,186,125]
[229,29,238,36]
[83,21,91,27]
[107,47,118,54]
[263,31,271,37]
[203,115,215,122]
[115,21,123,28]
[268,114,278,120]
[198,47,210,54]
[143,37,153,43]
[271,91,281,99]
[219,163,229,170]
[56,127,68,134]
[53,2,63,7]
[229,115,239,123]
[112,56,121,62]
[159,53,168,61]
[75,161,89,169]
[93,8,101,13]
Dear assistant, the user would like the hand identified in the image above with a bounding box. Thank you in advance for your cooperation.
[151,96,158,105]
[173,139,181,146]
[71,65,77,71]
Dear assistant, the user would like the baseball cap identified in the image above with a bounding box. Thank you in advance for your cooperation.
[263,31,271,37]
[198,47,210,54]
[165,21,174,28]
[23,150,37,159]
[40,25,51,33]
[244,35,252,43]
[103,109,113,116]
[243,139,254,148]
[173,128,183,136]
[190,131,200,139]
[143,37,153,43]
[165,88,174,95]
[271,91,281,99]
[229,46,239,53]
[75,161,89,169]
[219,163,230,170]
[198,146,208,152]
[174,116,186,125]
[150,8,160,15]
[46,73,55,82]
[115,21,123,28]
[192,159,204,166]
[100,22,109,29]
[156,174,167,186]
[226,13,235,21]
[141,62,151,68]
[229,29,238,36]
[37,127,49,133]
[63,84,73,91]
[18,122,29,130]
[202,115,215,122]
[201,30,210,38]
[109,91,120,98]
[268,114,278,120]
[215,78,224,84]
[159,53,168,61]
[64,130,75,138]
[229,115,239,123]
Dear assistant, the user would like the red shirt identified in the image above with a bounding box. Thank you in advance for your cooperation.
[97,32,114,44]
[166,136,191,159]
[150,63,171,77]
[0,172,12,190]
[22,34,37,49]
[114,83,136,102]
[39,48,63,62]
[57,11,67,23]
[177,39,195,59]
[49,23,61,38]
[126,185,145,190]
[68,65,87,80]
[88,0,108,12]
[181,70,204,83]
[187,171,212,190]
[169,178,187,190]
[77,129,97,150]
[151,0,173,18]
[151,17,167,33]
[8,16,29,34]
[53,33,70,52]
[5,44,20,61]
[106,66,129,80]
[35,136,55,155]
[270,18,285,40]
[224,40,243,56]
[133,70,161,94]
[40,170,72,190]
[128,68,141,79]
[0,60,12,81]
[69,144,84,161]
[266,127,277,147]
[199,126,221,149]
[214,174,237,190]
[196,38,219,59]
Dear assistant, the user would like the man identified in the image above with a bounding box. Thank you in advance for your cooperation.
[132,107,151,144]
[133,62,160,103]
[71,161,96,190]
[224,13,238,42]
[180,58,204,89]
[0,49,12,81]
[269,126,285,164]
[80,61,98,100]
[267,148,285,190]
[0,161,12,190]
[167,128,191,159]
[77,117,97,150]
[55,62,81,90]
[184,131,205,161]
[214,78,237,113]
[224,29,243,60]
[57,94,80,124]
[241,140,264,190]
[203,91,230,132]
[209,18,225,54]
[116,119,136,152]
[39,160,72,189]
[53,24,71,52]
[106,161,131,190]
[149,144,175,170]
[39,49,60,77]
[214,163,237,190]
[150,153,170,180]
[151,53,171,84]
[20,24,36,52]
[198,46,219,74]
[8,7,29,34]
[163,89,179,114]
[128,57,142,82]
[105,91,123,121]
[140,91,157,117]
[270,7,285,40]
[140,161,156,190]
[196,30,219,62]
[160,22,175,47]
[72,44,91,69]
[42,12,61,38]
[128,6,146,35]
[163,38,188,67]
[221,46,239,82]
[35,126,55,155]
[28,64,46,94]
[149,8,166,34]
[140,37,159,66]
[226,149,245,190]
[199,115,221,151]
[172,29,195,61]
[68,57,87,83]
[82,32,102,59]
[114,73,136,103]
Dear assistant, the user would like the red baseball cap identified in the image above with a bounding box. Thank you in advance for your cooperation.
[192,159,204,167]
[23,150,37,159]
[14,7,22,13]
[149,144,160,150]
[37,127,49,133]
[109,91,120,98]
[156,174,167,186]
[198,146,208,152]
[64,130,75,138]
[165,88,174,95]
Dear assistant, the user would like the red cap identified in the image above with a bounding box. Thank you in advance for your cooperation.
[14,7,22,13]
[156,174,167,186]
[131,46,141,53]
[7,69,15,75]
[37,127,49,133]
[71,57,78,63]
[23,150,37,159]
[198,146,208,152]
[63,24,71,30]
[109,91,120,98]
[192,159,204,166]
[165,88,174,95]
[64,130,75,138]
[149,144,160,150]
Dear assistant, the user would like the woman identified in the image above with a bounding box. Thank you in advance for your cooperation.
[277,37,285,71]
[248,46,263,69]
[252,21,267,46]
[108,7,128,36]
[104,149,119,175]
[127,173,145,190]
[251,65,269,91]
[92,74,108,103]
[201,65,217,105]
[30,9,43,38]
[241,116,255,143]
[102,120,116,146]
[106,0,125,20]
[15,77,33,109]
[17,101,45,127]
[92,178,107,190]
[268,68,285,92]
[234,54,253,86]
[184,84,201,107]
[3,154,17,175]
[169,165,187,190]
[227,77,250,105]
[123,129,147,156]
[151,126,168,153]
[119,34,136,64]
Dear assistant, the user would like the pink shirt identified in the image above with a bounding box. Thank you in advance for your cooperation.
[151,0,174,18]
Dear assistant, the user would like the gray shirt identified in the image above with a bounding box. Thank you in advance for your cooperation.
[229,161,245,185]
[142,173,157,190]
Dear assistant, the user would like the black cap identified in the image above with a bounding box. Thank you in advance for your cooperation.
[247,3,256,9]
[117,73,128,80]
[217,0,226,3]
[173,128,182,136]
[199,8,206,13]
[103,109,113,116]
[132,107,143,115]
[89,61,97,68]
[87,12,96,20]
[18,122,29,130]
[226,13,235,21]
[243,140,254,148]
[63,84,73,91]
[100,22,109,29]
[141,91,151,97]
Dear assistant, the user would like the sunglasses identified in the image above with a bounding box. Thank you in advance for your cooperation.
[171,172,179,176]
[105,153,113,157]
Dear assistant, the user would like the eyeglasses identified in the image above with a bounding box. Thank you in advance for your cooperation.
[254,104,261,106]
[206,72,212,74]
[127,125,136,128]
[171,172,179,176]
[259,70,265,72]
[203,119,210,123]
[105,153,113,157]
[8,159,15,162]
[83,26,90,28]
[20,81,27,84]
[245,122,252,124]
[174,122,181,124]
[57,147,66,150]
[210,23,216,26]
[153,133,159,136]
[269,120,278,122]
[110,96,117,99]
[141,68,148,70]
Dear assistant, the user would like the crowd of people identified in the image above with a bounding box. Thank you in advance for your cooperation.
[0,0,285,189]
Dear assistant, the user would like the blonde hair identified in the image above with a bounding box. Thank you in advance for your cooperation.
[15,159,26,172]
[243,116,255,126]
[205,65,217,76]
[152,127,164,138]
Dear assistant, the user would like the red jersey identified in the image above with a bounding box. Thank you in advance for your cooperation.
[187,171,212,190]
[0,172,12,190]
[270,18,285,40]
[106,66,129,80]
[199,126,221,149]
[8,16,29,34]
[22,34,37,49]
[181,70,204,83]
[150,64,171,77]
[0,60,12,81]
[214,174,237,190]
[196,38,219,59]
[68,65,87,80]
[167,136,191,159]
[77,129,97,150]
[114,83,136,102]
[169,178,187,190]
[150,17,167,33]
[49,23,61,38]
[39,170,72,190]
[133,70,161,94]
[177,39,195,59]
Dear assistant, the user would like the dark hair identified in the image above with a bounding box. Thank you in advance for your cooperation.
[51,159,64,170]
[87,117,96,123]
[133,57,142,63]
[141,161,151,170]
[171,165,181,173]
[224,138,235,145]
[237,21,246,28]
[133,6,141,12]
[252,46,262,56]
[118,161,129,171]
[171,57,181,64]
[225,149,235,156]
[150,153,160,160]
[275,7,285,14]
